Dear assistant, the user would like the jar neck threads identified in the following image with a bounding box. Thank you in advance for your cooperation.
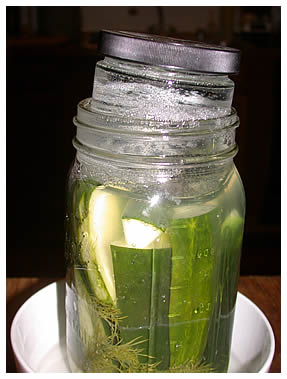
[91,57,235,124]
[74,97,239,166]
[74,57,239,166]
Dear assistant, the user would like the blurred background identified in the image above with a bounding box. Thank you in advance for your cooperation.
[6,6,281,277]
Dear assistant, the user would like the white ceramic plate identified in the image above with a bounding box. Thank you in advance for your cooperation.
[10,280,275,373]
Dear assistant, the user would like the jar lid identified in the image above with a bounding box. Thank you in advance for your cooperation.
[98,30,241,74]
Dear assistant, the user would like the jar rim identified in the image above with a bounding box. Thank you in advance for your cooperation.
[76,98,239,137]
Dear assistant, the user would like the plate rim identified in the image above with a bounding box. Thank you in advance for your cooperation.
[10,279,275,373]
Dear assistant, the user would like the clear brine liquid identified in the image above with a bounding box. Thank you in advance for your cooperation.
[65,168,244,373]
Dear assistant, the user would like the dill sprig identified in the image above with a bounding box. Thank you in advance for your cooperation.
[167,359,214,373]
[84,335,159,373]
[81,286,214,373]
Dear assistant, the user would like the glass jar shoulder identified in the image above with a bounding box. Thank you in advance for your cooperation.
[219,165,245,220]
[67,161,245,233]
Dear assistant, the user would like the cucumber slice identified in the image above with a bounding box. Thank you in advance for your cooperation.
[73,180,99,225]
[78,186,127,304]
[221,209,244,243]
[122,219,163,249]
[122,197,170,231]
[111,241,171,370]
[167,209,217,366]
[65,180,97,265]
[74,267,108,346]
[73,267,117,372]
[111,242,152,363]
[148,245,172,370]
[220,209,244,304]
[220,209,244,312]
[172,201,216,220]
[121,197,171,249]
[204,209,244,371]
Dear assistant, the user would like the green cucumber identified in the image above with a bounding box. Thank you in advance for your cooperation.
[78,220,112,304]
[73,267,120,372]
[122,219,164,249]
[203,209,244,371]
[167,209,217,366]
[121,196,171,249]
[74,267,108,346]
[112,216,171,370]
[220,209,244,311]
[148,244,172,370]
[72,180,99,228]
[122,197,171,231]
[78,185,127,303]
[71,182,129,369]
[171,201,216,220]
[111,241,171,370]
[119,210,171,366]
[65,180,97,266]
[111,242,153,362]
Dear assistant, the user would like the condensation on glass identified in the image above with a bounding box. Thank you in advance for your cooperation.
[64,30,245,373]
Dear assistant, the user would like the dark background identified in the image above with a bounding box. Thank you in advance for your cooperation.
[6,6,281,277]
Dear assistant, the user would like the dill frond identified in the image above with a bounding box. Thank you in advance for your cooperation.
[167,359,214,373]
[81,287,215,373]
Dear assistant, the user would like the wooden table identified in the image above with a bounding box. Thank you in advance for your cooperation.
[6,276,281,373]
[237,276,281,373]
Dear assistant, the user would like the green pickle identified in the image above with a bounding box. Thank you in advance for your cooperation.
[167,212,216,367]
[66,173,244,373]
[111,243,171,370]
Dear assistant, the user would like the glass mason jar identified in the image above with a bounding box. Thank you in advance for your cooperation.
[65,31,245,373]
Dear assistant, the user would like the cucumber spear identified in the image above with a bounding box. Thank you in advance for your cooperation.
[167,211,216,366]
[111,199,172,370]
